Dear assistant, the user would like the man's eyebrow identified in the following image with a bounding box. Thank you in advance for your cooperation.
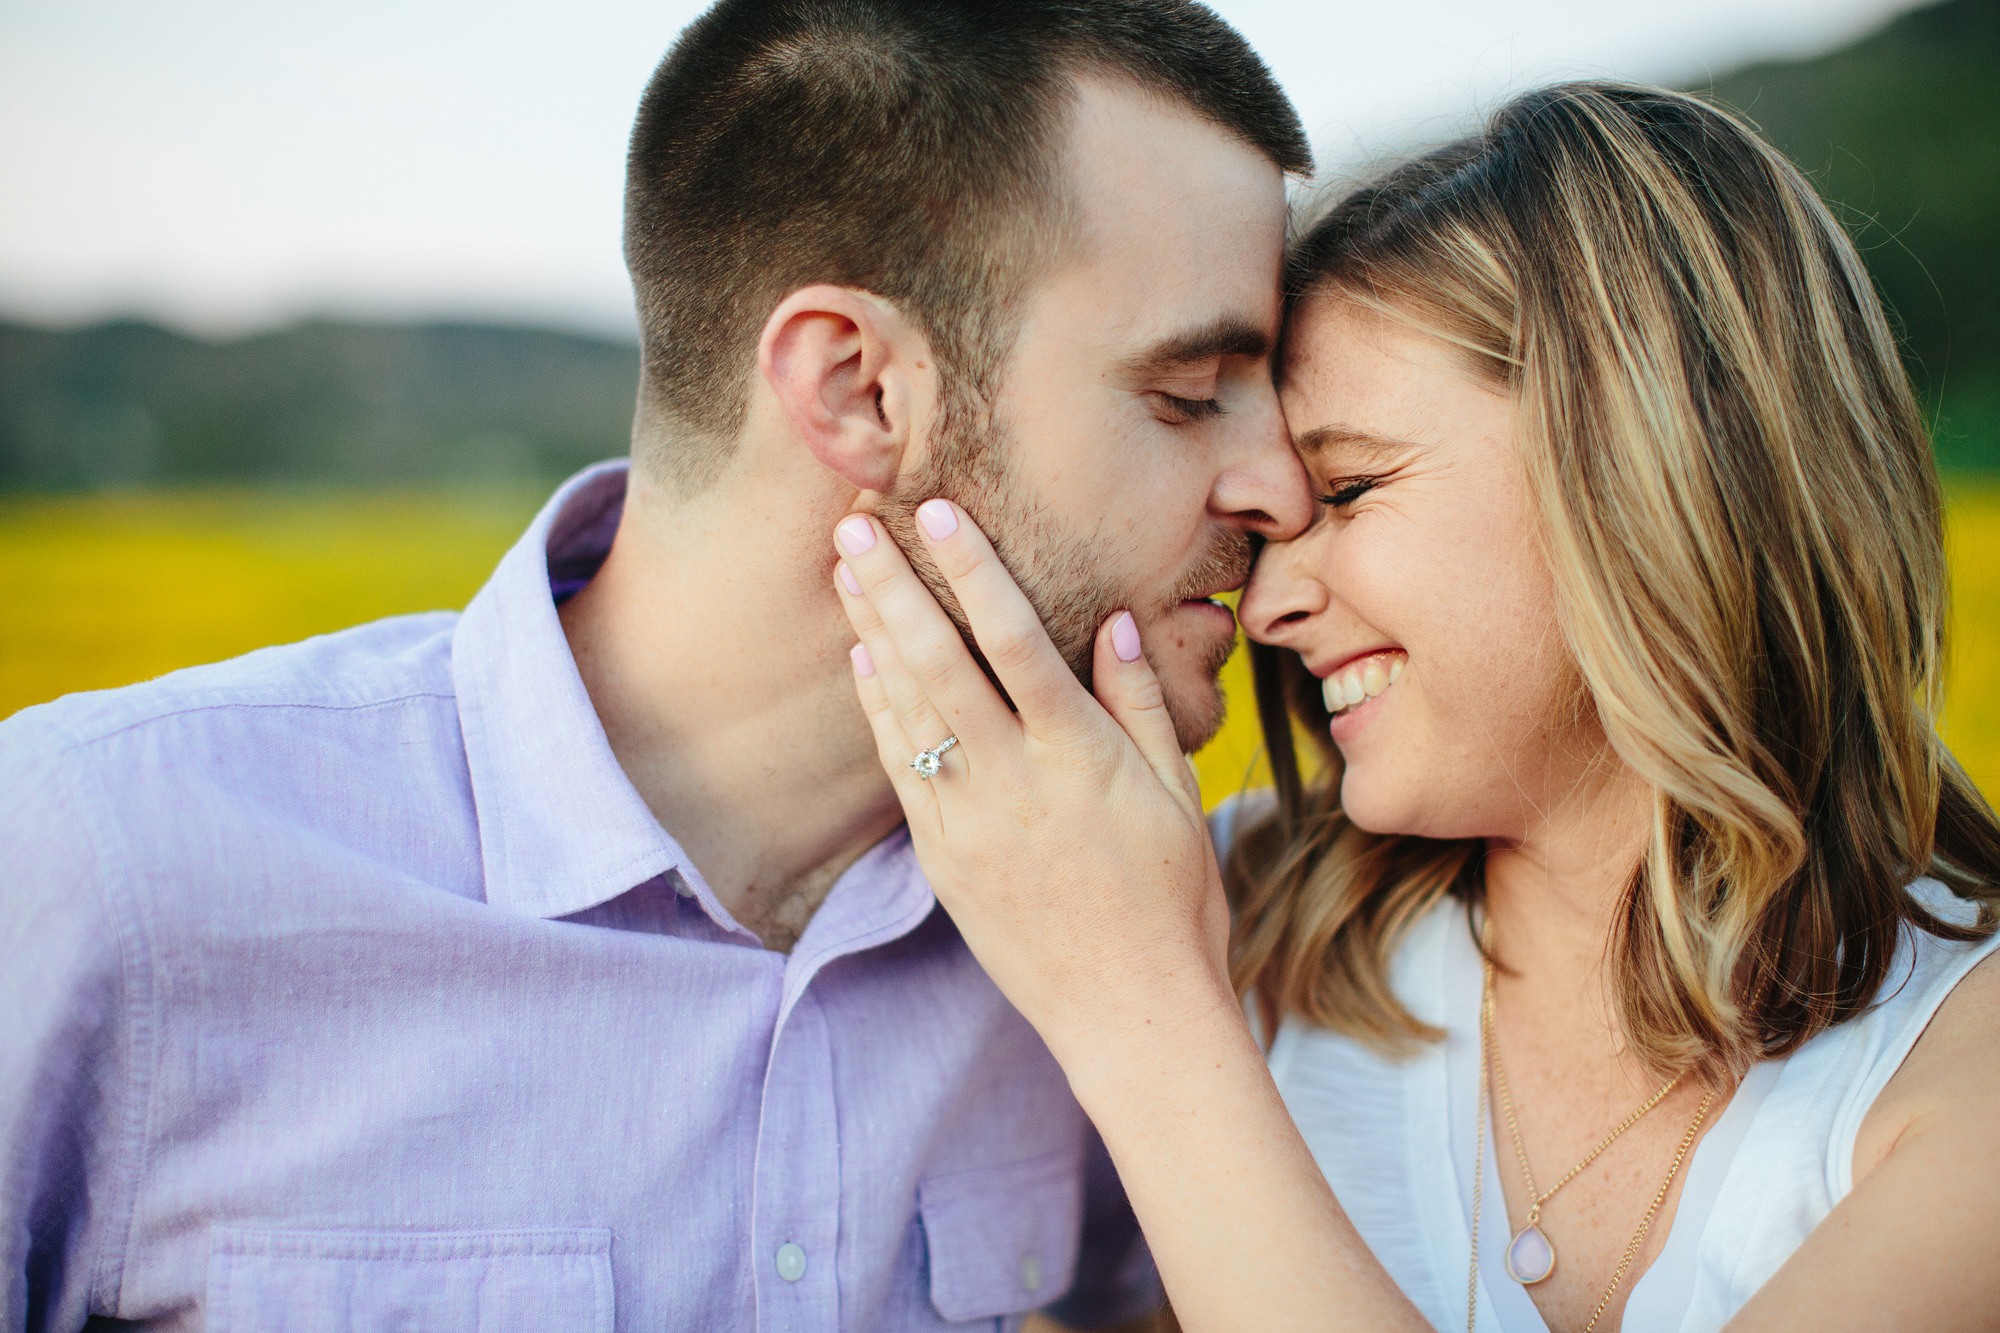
[1293,425,1417,458]
[1117,318,1272,380]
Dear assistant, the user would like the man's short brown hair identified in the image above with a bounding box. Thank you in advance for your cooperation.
[624,0,1311,490]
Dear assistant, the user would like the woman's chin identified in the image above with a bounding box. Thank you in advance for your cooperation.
[1336,773,1427,839]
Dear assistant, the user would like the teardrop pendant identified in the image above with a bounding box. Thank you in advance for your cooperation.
[1505,1223,1556,1284]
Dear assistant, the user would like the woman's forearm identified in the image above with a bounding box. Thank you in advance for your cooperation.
[1056,976,1429,1333]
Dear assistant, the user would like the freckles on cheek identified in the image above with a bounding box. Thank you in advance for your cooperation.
[1345,527,1456,639]
[1429,569,1569,764]
[1344,518,1510,733]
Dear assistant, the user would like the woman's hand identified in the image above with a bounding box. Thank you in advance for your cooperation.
[831,500,1425,1333]
[830,500,1235,1061]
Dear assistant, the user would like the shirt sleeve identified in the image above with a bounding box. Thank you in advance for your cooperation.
[1040,1122,1162,1328]
[0,714,142,1330]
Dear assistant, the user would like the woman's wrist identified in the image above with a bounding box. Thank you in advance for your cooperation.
[1042,957,1251,1105]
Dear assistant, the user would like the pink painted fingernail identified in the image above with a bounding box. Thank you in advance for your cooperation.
[837,516,876,554]
[838,562,862,596]
[1112,611,1142,662]
[917,499,958,541]
[851,643,875,676]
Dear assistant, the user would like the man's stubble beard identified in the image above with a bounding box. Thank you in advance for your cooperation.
[875,386,1248,754]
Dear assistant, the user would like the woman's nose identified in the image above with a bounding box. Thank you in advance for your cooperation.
[1238,534,1329,644]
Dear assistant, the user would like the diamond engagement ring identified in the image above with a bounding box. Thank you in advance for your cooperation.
[909,736,959,780]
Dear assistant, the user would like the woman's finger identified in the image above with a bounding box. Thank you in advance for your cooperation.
[835,557,973,768]
[1091,611,1204,818]
[889,500,1099,749]
[835,513,1025,756]
[846,639,942,828]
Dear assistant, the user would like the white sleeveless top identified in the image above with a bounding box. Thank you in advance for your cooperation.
[1212,797,2000,1332]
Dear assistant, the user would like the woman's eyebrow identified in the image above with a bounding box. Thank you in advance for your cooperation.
[1293,424,1417,459]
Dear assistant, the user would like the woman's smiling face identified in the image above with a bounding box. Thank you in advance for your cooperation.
[1239,292,1604,843]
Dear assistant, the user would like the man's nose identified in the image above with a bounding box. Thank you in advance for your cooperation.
[1211,402,1313,539]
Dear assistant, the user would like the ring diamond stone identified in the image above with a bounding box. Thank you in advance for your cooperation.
[910,735,959,779]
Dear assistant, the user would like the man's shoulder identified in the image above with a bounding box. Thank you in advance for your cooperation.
[1,610,483,918]
[0,611,469,862]
[2,610,462,761]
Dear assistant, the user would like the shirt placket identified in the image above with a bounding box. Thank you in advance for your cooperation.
[752,987,842,1331]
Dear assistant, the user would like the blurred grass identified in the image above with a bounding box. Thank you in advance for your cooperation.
[2,485,1995,808]
[1942,483,2000,802]
[0,487,544,716]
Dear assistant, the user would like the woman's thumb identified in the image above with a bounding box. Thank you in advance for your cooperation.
[1093,611,1203,813]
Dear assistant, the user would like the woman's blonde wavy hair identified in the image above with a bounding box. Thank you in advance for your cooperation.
[1227,81,2000,1081]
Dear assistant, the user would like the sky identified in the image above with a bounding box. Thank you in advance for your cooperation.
[0,0,1924,342]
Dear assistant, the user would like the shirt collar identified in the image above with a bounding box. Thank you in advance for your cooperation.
[452,460,700,921]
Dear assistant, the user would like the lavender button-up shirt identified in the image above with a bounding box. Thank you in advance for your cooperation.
[1,462,1155,1332]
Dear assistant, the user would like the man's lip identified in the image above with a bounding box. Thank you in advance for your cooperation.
[1176,597,1238,620]
[1308,646,1403,679]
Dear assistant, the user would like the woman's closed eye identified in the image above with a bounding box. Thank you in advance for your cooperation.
[1316,475,1380,508]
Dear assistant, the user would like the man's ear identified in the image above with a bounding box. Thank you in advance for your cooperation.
[757,285,935,492]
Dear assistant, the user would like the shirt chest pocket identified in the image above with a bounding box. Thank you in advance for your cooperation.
[918,1149,1083,1325]
[207,1227,613,1332]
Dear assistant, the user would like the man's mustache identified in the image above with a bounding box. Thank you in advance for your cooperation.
[1166,530,1256,612]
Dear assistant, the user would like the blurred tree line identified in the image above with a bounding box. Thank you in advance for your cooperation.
[1702,0,1998,472]
[0,0,1992,491]
[0,320,637,489]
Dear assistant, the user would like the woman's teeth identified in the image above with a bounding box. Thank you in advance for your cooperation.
[1323,652,1405,716]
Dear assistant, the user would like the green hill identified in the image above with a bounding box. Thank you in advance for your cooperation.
[0,318,638,490]
[1698,0,2000,472]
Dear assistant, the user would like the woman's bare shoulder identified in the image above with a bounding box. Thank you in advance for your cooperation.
[1853,945,2000,1185]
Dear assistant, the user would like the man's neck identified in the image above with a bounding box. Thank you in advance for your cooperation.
[558,466,905,952]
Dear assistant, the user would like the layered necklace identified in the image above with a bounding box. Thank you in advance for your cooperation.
[1466,939,1714,1333]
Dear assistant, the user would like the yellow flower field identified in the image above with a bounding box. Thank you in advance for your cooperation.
[3,484,1996,808]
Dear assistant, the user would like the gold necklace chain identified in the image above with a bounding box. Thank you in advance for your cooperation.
[1488,983,1682,1234]
[1467,940,1716,1333]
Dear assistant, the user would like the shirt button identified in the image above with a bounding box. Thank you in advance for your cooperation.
[1020,1253,1043,1292]
[775,1241,807,1283]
